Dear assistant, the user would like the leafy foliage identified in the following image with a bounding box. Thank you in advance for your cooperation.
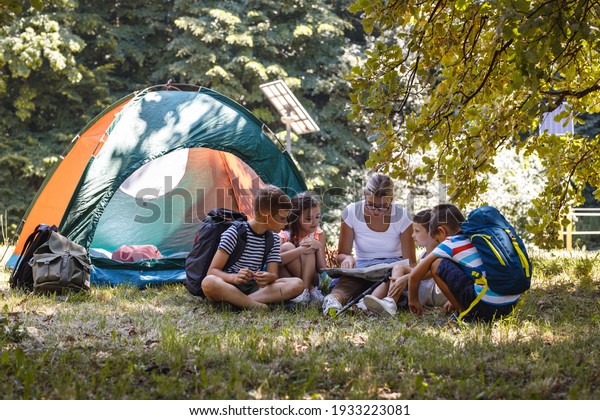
[73,0,176,96]
[162,0,372,200]
[0,1,174,234]
[348,0,600,247]
[1,0,374,237]
[0,1,89,232]
[0,0,43,25]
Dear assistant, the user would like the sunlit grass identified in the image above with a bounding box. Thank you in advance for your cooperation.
[1,250,599,399]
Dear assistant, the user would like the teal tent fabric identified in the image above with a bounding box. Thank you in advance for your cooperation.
[61,87,306,249]
[56,86,306,287]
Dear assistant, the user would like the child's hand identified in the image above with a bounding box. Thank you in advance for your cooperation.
[299,242,316,254]
[388,274,408,300]
[340,256,355,268]
[232,268,254,284]
[443,301,455,313]
[409,299,423,316]
[300,237,322,251]
[253,271,275,287]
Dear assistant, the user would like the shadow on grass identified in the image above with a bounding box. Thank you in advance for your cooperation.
[1,263,599,399]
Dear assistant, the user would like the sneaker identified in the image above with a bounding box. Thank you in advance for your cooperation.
[322,294,342,316]
[291,289,311,304]
[363,295,398,316]
[355,298,368,312]
[309,287,324,304]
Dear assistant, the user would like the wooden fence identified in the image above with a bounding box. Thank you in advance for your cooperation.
[561,208,600,251]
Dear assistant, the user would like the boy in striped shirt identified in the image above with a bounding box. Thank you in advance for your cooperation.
[201,185,304,309]
[408,204,518,321]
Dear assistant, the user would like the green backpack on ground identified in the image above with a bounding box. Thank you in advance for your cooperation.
[31,231,91,294]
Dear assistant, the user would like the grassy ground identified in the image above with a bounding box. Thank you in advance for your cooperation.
[1,249,599,400]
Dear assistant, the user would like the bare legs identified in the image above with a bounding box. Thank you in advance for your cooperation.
[370,263,411,302]
[201,274,303,309]
[279,242,318,291]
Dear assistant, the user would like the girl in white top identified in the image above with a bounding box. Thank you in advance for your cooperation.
[322,173,416,315]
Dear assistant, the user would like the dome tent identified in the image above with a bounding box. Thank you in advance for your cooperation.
[7,84,306,287]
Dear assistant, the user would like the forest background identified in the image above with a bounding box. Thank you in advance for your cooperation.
[1,0,599,248]
[1,0,599,402]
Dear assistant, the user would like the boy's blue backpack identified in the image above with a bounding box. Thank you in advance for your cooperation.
[184,208,273,297]
[461,206,532,296]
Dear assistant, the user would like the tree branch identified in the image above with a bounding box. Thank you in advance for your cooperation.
[541,80,600,100]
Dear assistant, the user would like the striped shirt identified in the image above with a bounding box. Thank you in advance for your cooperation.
[218,222,281,274]
[432,234,485,278]
[433,234,520,305]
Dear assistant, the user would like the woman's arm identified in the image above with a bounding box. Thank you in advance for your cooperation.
[337,220,356,268]
[400,224,417,266]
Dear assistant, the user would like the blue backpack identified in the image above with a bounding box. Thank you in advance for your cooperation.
[461,206,532,296]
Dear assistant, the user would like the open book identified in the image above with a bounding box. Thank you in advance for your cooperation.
[321,260,408,282]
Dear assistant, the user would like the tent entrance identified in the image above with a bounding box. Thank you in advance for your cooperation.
[89,147,265,259]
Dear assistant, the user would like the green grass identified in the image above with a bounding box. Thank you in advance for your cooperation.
[1,249,599,399]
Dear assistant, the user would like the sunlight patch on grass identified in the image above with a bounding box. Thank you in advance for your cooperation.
[2,251,600,399]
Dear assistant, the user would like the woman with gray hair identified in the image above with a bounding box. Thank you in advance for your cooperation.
[322,173,416,315]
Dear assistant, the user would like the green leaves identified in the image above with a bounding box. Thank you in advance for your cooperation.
[2,0,22,13]
[164,0,373,204]
[349,0,600,248]
[0,1,177,234]
[0,1,45,25]
[0,305,27,343]
[0,0,374,235]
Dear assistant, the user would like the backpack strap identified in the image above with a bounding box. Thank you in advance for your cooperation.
[11,228,40,272]
[223,222,248,271]
[457,272,488,321]
[510,230,531,277]
[261,231,275,269]
[222,223,275,272]
[457,272,526,322]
